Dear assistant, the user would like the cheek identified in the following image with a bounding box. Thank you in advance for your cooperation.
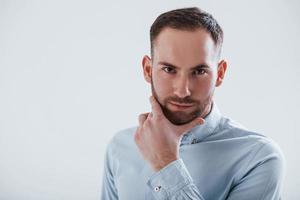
[193,76,216,97]
[152,73,172,99]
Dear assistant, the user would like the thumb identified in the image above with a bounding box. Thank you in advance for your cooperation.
[179,117,205,134]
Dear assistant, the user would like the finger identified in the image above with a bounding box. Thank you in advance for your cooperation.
[180,117,205,134]
[149,96,163,118]
[148,112,153,118]
[134,128,140,143]
[138,113,149,126]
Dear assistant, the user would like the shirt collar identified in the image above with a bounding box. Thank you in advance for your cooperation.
[180,101,222,146]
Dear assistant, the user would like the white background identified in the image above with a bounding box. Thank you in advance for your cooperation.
[0,0,299,199]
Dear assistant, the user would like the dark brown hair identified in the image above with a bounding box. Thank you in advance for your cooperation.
[150,7,223,57]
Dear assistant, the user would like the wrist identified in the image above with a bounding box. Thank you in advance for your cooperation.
[152,157,179,172]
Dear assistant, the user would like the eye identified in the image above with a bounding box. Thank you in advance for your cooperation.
[162,66,176,74]
[193,68,206,75]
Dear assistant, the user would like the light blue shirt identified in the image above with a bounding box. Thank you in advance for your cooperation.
[101,102,285,200]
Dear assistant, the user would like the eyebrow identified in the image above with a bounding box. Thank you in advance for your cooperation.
[157,61,210,70]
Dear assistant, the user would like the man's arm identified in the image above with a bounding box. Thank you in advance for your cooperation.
[134,96,205,199]
[101,144,118,200]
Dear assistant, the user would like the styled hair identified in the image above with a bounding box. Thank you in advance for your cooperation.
[150,7,223,57]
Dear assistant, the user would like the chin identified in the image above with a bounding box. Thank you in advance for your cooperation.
[164,110,200,125]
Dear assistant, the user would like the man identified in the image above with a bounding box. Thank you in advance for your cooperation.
[101,7,285,200]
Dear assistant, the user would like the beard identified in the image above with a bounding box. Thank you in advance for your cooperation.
[151,79,213,125]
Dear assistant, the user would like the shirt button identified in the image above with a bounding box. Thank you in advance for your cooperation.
[154,186,161,192]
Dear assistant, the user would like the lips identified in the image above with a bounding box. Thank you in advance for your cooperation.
[169,101,194,110]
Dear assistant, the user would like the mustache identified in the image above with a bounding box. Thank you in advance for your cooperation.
[166,96,197,104]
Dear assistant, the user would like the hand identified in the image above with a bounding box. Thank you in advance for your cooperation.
[134,96,205,171]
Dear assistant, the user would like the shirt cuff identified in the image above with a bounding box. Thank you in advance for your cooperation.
[147,159,193,199]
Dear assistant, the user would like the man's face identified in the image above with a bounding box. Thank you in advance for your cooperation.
[143,28,226,125]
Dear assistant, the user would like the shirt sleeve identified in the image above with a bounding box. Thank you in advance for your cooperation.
[100,143,118,200]
[147,159,205,200]
[147,141,285,200]
[226,141,285,200]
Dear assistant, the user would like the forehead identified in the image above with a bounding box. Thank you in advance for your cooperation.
[152,28,218,67]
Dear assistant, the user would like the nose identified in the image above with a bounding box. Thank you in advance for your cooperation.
[173,75,191,98]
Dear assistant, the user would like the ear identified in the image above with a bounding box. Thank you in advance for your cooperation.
[215,59,227,87]
[142,55,152,83]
